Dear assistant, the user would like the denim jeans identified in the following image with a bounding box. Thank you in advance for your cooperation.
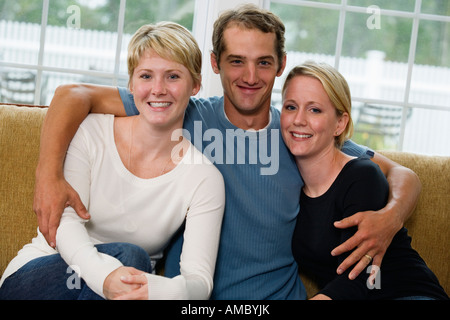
[0,243,152,300]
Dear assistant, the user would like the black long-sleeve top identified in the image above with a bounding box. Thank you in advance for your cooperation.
[292,157,449,300]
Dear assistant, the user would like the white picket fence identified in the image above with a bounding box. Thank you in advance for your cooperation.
[0,20,129,73]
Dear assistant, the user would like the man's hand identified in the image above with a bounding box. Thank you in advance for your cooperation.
[104,267,148,300]
[33,174,89,248]
[331,208,401,280]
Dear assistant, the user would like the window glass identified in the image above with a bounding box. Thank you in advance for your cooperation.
[124,0,195,34]
[421,0,450,16]
[48,0,117,31]
[271,3,340,55]
[352,102,403,151]
[0,0,196,105]
[403,107,450,156]
[306,0,341,4]
[0,0,42,24]
[44,0,119,72]
[270,3,340,109]
[0,67,38,104]
[0,0,43,65]
[119,0,196,78]
[347,0,416,12]
[415,20,449,68]
[342,13,412,63]
[40,71,81,105]
[410,20,450,107]
[341,12,413,102]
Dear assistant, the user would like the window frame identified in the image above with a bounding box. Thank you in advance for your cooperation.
[0,0,449,155]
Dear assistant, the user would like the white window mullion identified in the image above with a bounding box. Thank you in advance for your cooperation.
[113,0,127,87]
[192,0,219,98]
[262,0,272,10]
[399,0,422,151]
[35,0,50,105]
[334,0,347,70]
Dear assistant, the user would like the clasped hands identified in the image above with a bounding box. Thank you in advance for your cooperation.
[103,266,149,300]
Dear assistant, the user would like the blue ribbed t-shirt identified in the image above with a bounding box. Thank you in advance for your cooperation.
[118,88,369,300]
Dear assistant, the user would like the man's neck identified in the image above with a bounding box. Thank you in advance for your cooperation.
[223,99,272,131]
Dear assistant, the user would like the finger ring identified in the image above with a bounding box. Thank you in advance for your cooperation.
[364,254,373,261]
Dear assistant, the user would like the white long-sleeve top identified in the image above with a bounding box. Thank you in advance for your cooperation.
[0,114,225,299]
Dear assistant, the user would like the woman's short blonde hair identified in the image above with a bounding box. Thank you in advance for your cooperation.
[282,61,354,148]
[127,22,202,88]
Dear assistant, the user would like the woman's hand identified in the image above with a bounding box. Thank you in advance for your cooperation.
[103,267,147,300]
[114,272,149,300]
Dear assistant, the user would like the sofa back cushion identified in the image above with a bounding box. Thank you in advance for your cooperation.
[379,151,450,295]
[0,105,47,276]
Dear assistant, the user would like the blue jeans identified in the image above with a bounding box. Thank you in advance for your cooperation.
[0,243,152,300]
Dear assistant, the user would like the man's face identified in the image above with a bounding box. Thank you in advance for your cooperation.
[211,25,286,128]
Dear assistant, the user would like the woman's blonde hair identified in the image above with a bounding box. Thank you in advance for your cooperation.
[282,61,354,148]
[127,22,202,88]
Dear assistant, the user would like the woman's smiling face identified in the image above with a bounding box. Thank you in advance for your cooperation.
[130,49,200,130]
[281,75,348,159]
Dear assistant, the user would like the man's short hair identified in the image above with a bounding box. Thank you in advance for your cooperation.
[212,4,286,72]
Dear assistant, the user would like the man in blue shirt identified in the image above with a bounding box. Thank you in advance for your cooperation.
[34,4,421,299]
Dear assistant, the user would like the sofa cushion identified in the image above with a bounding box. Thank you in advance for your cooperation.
[379,151,450,295]
[0,105,47,276]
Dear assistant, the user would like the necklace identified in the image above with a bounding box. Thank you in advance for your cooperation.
[127,117,173,177]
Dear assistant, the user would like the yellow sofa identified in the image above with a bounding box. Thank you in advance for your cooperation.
[1,104,449,298]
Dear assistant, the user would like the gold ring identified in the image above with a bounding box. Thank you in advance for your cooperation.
[364,254,373,261]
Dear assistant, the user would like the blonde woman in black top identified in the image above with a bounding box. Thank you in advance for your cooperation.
[281,61,448,300]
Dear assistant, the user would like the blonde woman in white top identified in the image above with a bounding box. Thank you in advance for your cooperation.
[0,22,225,300]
